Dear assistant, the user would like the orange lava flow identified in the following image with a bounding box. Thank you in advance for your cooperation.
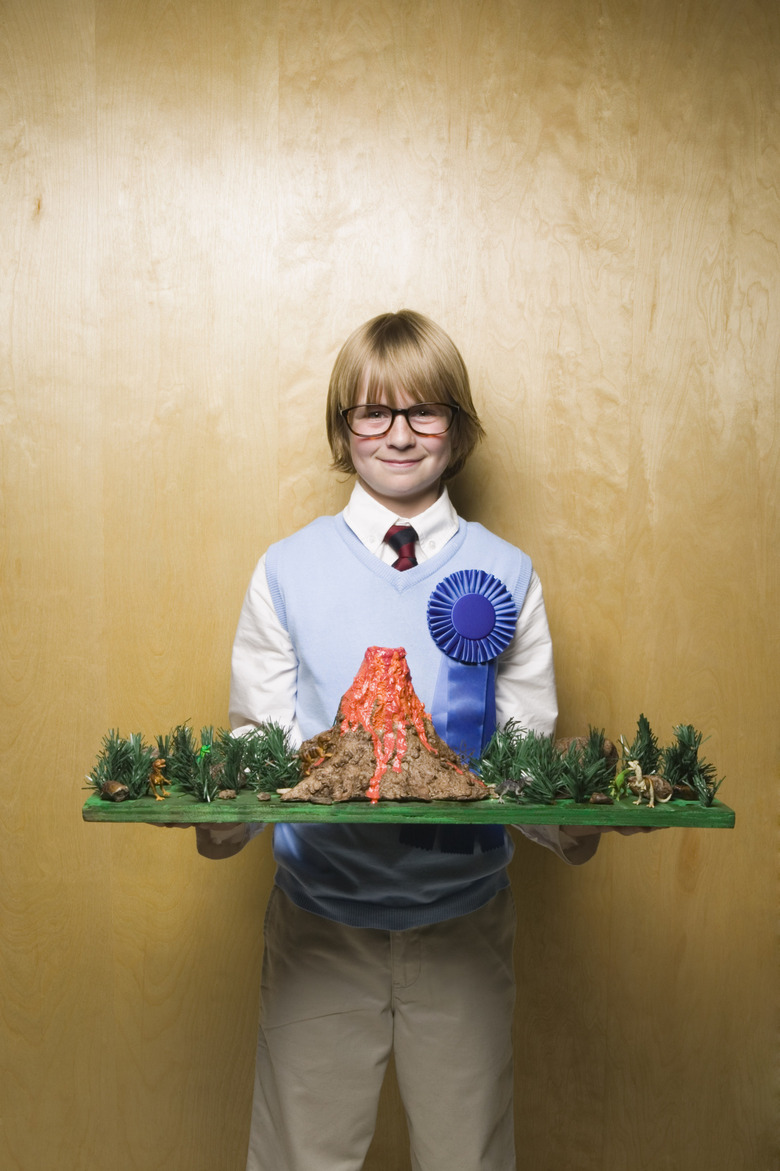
[339,647,437,803]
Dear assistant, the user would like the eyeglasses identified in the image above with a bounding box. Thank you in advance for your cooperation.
[341,402,459,437]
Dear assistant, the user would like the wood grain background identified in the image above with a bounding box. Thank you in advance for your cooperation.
[1,1,777,1168]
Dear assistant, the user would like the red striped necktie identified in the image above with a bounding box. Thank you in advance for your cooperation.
[384,524,418,571]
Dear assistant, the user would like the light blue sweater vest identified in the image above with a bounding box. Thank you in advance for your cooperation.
[264,514,533,930]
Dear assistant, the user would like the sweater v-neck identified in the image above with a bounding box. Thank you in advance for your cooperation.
[334,513,469,592]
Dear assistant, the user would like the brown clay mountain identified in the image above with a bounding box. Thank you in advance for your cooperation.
[280,646,487,804]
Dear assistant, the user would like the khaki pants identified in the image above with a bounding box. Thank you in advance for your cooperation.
[246,886,517,1171]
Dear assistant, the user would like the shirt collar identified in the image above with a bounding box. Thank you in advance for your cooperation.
[343,480,459,558]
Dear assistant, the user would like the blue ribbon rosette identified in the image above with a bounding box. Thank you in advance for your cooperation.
[397,570,519,855]
[427,569,517,761]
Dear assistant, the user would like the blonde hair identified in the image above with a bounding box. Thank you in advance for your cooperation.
[326,310,485,480]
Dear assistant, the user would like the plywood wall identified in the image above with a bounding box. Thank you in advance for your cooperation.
[1,1,777,1168]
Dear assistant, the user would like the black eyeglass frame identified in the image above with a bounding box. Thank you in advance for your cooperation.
[340,402,460,437]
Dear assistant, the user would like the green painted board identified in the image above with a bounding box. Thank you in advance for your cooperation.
[82,787,735,828]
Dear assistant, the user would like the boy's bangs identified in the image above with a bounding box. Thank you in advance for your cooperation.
[359,356,443,407]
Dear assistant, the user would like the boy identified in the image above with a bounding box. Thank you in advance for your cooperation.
[202,310,603,1171]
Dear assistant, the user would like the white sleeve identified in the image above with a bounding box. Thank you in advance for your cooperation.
[496,570,600,866]
[495,571,558,737]
[229,553,302,747]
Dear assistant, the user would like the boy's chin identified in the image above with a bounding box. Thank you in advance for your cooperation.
[357,475,443,515]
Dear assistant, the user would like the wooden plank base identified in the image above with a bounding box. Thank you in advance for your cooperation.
[82,787,735,828]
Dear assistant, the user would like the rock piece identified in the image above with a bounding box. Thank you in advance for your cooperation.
[100,780,129,802]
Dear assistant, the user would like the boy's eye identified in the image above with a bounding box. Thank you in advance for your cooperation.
[352,405,389,419]
[410,405,445,419]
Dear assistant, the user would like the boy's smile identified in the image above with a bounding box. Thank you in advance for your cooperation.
[348,392,452,517]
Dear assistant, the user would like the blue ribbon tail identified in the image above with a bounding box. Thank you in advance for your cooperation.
[431,660,498,763]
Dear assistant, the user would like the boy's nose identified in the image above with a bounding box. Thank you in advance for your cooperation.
[385,412,416,444]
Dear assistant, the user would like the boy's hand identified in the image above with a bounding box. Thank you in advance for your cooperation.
[195,822,250,859]
[556,823,658,865]
[149,822,251,858]
[564,824,657,837]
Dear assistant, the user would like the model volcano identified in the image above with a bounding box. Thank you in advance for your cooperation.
[281,646,488,804]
